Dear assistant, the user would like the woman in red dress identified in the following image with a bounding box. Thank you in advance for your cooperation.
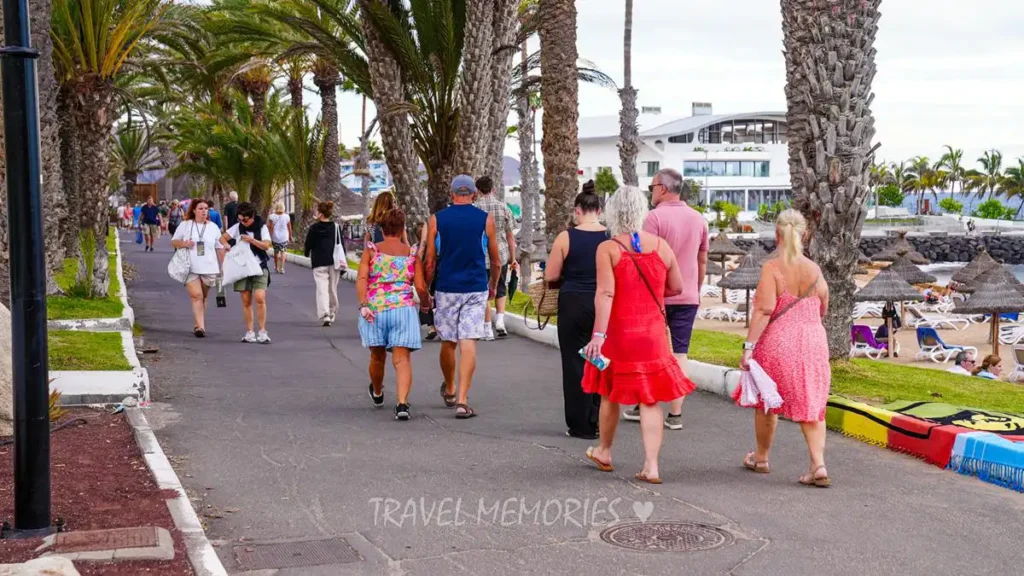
[734,209,832,487]
[581,186,695,484]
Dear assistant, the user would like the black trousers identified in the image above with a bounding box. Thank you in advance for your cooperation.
[557,293,600,436]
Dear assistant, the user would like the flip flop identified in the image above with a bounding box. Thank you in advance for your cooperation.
[454,403,477,419]
[634,471,662,485]
[743,452,770,474]
[799,465,831,488]
[585,447,613,472]
[440,383,457,408]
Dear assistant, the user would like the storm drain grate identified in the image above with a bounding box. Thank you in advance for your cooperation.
[600,521,732,553]
[233,538,362,570]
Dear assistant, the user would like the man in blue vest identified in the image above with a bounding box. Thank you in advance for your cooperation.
[425,175,500,419]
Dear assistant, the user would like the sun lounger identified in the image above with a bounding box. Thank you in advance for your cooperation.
[850,325,887,360]
[907,307,969,331]
[701,284,721,299]
[914,327,977,363]
[1010,346,1024,383]
[852,302,883,320]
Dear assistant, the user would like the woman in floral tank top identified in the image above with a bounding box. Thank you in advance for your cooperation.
[356,209,431,421]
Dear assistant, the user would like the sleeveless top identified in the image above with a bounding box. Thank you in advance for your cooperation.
[434,204,488,293]
[560,228,609,294]
[366,242,418,312]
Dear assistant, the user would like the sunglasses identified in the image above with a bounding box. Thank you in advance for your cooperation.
[648,183,662,193]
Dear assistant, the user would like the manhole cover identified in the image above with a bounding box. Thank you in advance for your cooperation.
[233,538,362,570]
[600,522,732,552]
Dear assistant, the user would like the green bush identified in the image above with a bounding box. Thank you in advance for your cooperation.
[938,197,964,215]
[972,198,1014,220]
[594,167,619,196]
[711,201,741,230]
[757,200,789,222]
[876,184,905,207]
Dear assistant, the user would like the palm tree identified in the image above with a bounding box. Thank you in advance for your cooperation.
[939,145,965,198]
[890,160,909,193]
[539,0,581,247]
[0,0,68,297]
[966,149,1003,200]
[51,0,169,297]
[618,0,639,186]
[905,156,931,214]
[484,0,521,199]
[1001,159,1024,217]
[111,120,165,201]
[868,161,890,209]
[781,0,881,359]
[454,0,494,175]
[270,112,327,235]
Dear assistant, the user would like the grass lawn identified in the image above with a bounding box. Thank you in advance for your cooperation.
[503,292,1024,415]
[47,231,124,320]
[49,331,131,371]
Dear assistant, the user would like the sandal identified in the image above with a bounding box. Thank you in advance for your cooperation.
[193,327,206,338]
[743,452,770,474]
[799,465,831,488]
[635,471,662,485]
[454,403,477,419]
[585,447,613,472]
[440,383,457,407]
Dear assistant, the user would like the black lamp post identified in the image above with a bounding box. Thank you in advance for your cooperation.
[1,0,52,536]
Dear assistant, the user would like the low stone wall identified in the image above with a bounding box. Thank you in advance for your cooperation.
[732,234,1024,264]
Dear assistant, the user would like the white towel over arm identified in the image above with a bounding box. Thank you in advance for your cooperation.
[737,359,784,413]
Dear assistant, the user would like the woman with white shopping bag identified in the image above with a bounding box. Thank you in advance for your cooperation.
[220,202,274,344]
[170,199,225,338]
[732,210,832,487]
[303,201,348,326]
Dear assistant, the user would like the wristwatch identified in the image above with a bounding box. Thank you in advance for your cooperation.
[742,341,755,351]
[593,332,607,340]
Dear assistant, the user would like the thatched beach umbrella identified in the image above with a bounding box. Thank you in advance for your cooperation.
[708,231,747,302]
[955,280,1024,357]
[717,254,761,327]
[873,232,929,264]
[855,268,925,358]
[747,242,769,265]
[950,247,998,290]
[888,252,937,285]
[964,265,1024,296]
[705,260,724,283]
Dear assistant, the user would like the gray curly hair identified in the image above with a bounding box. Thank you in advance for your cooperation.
[605,185,649,237]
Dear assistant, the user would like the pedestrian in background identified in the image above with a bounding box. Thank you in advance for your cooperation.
[140,196,162,252]
[973,355,1003,380]
[581,185,693,484]
[221,202,273,344]
[304,201,343,326]
[268,201,292,274]
[735,209,831,487]
[223,191,240,230]
[473,176,517,339]
[356,209,431,420]
[168,199,184,236]
[623,168,708,431]
[171,198,224,337]
[543,183,607,439]
[424,175,500,419]
[365,191,407,244]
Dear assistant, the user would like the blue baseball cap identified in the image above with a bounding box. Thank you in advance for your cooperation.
[450,174,476,195]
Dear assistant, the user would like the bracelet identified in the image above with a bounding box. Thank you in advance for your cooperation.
[593,332,607,339]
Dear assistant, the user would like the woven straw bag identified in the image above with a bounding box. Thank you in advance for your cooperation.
[526,280,559,329]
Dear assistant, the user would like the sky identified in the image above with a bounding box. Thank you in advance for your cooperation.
[325,0,1024,169]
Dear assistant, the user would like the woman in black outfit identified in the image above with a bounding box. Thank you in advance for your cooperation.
[544,183,607,439]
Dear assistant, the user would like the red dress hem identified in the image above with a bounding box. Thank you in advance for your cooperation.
[583,357,696,406]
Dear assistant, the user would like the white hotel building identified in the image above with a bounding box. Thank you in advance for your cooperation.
[578,103,793,217]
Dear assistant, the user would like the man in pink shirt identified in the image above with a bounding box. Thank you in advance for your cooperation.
[623,168,708,430]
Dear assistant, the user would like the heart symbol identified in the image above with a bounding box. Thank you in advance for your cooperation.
[632,501,654,523]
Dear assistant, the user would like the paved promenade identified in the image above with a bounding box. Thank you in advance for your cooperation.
[124,232,1023,575]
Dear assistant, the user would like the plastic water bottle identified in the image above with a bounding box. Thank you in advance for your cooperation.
[579,348,611,371]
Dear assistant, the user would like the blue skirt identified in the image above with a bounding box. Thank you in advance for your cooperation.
[358,305,422,351]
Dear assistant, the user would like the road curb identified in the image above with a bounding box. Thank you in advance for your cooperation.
[126,407,228,576]
[282,251,357,281]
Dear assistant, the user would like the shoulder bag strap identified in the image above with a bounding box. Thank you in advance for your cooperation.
[610,237,668,324]
[766,274,820,327]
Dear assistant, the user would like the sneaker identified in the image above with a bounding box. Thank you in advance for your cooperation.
[622,405,641,421]
[321,317,331,327]
[256,330,271,344]
[241,331,257,343]
[664,413,683,430]
[395,403,410,420]
[425,329,438,341]
[483,324,495,341]
[368,383,384,408]
[495,322,508,339]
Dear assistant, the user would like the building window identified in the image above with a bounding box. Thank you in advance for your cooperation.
[645,161,661,177]
[683,161,770,177]
[668,133,694,144]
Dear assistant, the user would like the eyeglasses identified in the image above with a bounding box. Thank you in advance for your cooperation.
[648,183,663,193]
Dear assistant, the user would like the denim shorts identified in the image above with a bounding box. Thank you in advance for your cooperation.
[358,306,422,351]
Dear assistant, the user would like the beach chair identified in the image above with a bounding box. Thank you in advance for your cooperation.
[1009,347,1024,383]
[998,325,1024,346]
[701,284,721,299]
[914,327,977,363]
[907,307,970,331]
[850,325,886,360]
[852,302,883,320]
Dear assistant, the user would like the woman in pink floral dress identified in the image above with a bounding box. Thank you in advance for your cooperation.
[356,209,431,420]
[734,210,832,487]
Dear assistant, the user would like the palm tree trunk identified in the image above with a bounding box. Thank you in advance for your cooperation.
[58,87,81,259]
[618,0,639,187]
[288,74,303,109]
[361,95,373,218]
[360,0,427,232]
[783,0,881,360]
[485,0,519,200]
[314,65,341,208]
[74,86,117,298]
[454,0,494,176]
[539,0,580,248]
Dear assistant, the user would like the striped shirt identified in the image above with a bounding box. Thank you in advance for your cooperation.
[473,193,514,267]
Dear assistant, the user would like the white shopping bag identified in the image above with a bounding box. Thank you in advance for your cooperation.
[222,242,263,285]
[333,224,348,271]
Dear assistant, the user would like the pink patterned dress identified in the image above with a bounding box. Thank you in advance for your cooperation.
[732,276,831,422]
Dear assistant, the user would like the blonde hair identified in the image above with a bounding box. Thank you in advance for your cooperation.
[369,191,397,224]
[605,185,649,237]
[776,209,807,263]
[274,201,285,214]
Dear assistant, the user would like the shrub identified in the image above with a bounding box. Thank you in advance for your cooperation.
[594,167,619,196]
[876,184,905,207]
[938,197,964,215]
[972,199,1014,220]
